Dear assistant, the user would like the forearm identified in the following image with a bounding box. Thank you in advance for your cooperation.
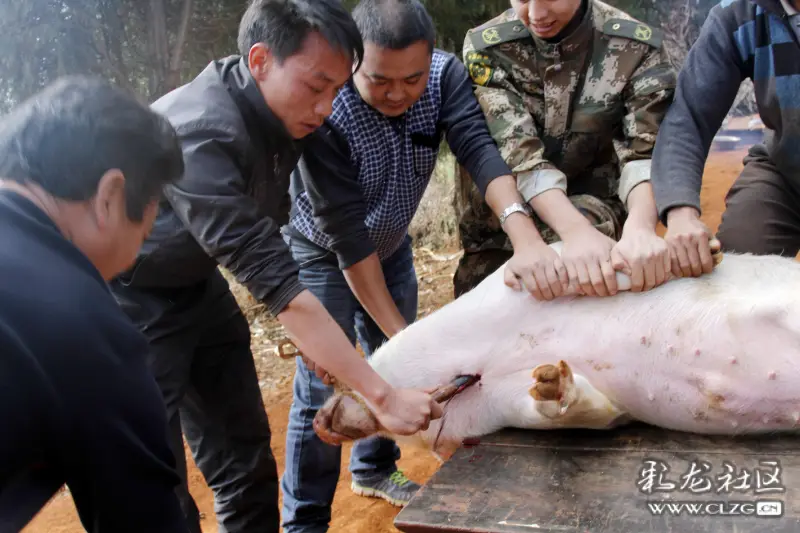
[623,181,659,231]
[528,189,593,237]
[651,9,743,223]
[484,174,545,247]
[343,254,408,338]
[277,289,390,405]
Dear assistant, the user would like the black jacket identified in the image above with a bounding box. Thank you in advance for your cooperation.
[117,56,307,316]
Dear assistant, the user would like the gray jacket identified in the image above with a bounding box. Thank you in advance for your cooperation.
[115,56,306,316]
[652,0,800,223]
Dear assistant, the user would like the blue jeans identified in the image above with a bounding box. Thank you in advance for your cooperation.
[280,233,418,533]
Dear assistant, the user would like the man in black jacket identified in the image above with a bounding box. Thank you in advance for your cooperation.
[108,1,441,533]
[0,77,188,532]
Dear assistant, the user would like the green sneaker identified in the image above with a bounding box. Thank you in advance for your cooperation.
[350,470,421,507]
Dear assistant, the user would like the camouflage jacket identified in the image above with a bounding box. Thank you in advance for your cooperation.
[456,0,676,253]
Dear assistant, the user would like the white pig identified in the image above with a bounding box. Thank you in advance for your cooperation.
[313,242,800,455]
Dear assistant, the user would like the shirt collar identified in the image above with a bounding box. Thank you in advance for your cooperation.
[227,57,297,144]
[530,0,594,55]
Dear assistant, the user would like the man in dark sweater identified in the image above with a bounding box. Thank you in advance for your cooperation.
[652,0,800,271]
[0,77,188,532]
[108,1,440,532]
[281,1,561,530]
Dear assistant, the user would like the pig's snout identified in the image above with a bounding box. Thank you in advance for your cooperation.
[313,392,380,445]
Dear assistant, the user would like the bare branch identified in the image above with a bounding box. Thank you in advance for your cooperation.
[168,0,194,90]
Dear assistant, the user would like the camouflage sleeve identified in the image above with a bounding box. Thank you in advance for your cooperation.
[614,44,676,206]
[462,33,566,204]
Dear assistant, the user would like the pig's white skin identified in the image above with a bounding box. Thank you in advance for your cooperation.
[363,242,800,453]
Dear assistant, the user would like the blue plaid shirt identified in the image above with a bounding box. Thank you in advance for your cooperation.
[287,49,512,269]
[291,51,450,262]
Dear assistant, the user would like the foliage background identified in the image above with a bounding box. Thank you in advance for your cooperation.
[0,0,753,250]
[0,0,731,110]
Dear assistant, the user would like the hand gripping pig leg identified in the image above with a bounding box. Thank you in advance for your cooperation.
[527,361,627,428]
[313,375,481,446]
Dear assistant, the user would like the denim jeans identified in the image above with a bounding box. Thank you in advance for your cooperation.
[280,233,418,533]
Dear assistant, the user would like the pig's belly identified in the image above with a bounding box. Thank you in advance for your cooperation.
[372,256,800,436]
[511,293,800,435]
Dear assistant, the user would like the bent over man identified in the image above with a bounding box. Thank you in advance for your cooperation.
[108,1,440,532]
[281,0,557,530]
[652,0,800,272]
[454,0,677,298]
[0,77,188,532]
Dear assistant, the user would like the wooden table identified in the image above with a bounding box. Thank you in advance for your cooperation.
[394,423,800,532]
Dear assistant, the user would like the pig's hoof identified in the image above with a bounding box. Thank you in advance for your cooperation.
[530,361,575,417]
[530,361,573,400]
[530,364,561,401]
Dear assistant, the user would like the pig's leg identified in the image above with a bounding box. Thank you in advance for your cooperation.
[513,361,628,429]
[420,363,630,453]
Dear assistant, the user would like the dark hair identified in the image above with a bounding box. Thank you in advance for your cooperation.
[352,0,436,52]
[238,0,364,70]
[0,76,184,222]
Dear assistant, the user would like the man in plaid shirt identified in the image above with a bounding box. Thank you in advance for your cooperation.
[281,0,570,531]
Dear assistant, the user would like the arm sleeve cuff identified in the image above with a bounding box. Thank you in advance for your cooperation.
[518,168,568,203]
[332,230,377,270]
[264,274,306,316]
[657,193,704,226]
[473,155,514,197]
[618,159,652,206]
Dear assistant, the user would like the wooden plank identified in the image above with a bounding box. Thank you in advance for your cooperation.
[479,424,800,453]
[395,425,800,533]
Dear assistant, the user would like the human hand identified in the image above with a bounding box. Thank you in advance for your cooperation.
[610,226,671,292]
[302,354,336,386]
[664,207,715,278]
[504,240,569,300]
[370,388,443,436]
[558,225,619,297]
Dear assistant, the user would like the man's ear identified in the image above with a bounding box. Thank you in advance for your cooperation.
[92,169,127,230]
[248,43,274,82]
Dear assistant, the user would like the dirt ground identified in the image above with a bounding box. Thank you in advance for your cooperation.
[23,148,747,533]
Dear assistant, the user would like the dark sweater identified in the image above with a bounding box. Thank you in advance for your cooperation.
[652,0,800,223]
[0,191,187,532]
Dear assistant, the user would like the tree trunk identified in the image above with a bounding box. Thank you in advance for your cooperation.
[148,0,170,97]
[167,0,194,91]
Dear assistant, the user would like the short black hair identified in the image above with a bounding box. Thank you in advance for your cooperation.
[238,0,364,70]
[0,76,184,222]
[352,0,436,52]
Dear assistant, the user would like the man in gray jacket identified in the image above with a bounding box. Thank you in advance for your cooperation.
[109,1,440,532]
[652,0,800,273]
